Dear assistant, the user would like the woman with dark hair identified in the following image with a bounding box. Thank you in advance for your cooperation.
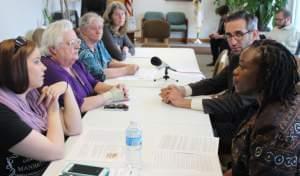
[224,39,300,176]
[102,1,135,61]
[208,5,230,66]
[0,37,81,175]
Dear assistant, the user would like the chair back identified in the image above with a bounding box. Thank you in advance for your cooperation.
[213,49,229,77]
[295,39,300,56]
[166,12,186,25]
[142,20,170,47]
[142,20,170,39]
[144,11,164,21]
[166,12,188,43]
[81,0,106,16]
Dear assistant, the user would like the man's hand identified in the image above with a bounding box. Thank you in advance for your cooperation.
[160,85,185,99]
[160,85,191,109]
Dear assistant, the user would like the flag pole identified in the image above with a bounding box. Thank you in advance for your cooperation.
[193,0,202,44]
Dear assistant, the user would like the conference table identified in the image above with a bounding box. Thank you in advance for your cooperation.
[42,48,222,176]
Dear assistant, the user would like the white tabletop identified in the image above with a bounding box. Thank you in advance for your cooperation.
[42,48,222,176]
[107,48,205,87]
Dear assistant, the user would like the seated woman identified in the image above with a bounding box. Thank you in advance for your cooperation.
[224,39,300,176]
[79,12,138,81]
[40,20,128,113]
[32,27,45,48]
[102,1,135,60]
[0,37,81,175]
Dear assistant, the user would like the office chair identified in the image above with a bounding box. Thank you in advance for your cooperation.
[295,39,300,56]
[143,11,165,21]
[142,20,170,47]
[166,12,188,43]
[212,49,229,77]
[81,0,107,16]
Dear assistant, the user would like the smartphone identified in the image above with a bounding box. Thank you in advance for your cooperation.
[103,103,129,111]
[62,163,109,176]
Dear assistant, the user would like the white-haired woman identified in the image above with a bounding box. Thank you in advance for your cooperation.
[40,20,128,113]
[79,12,138,81]
[102,1,135,60]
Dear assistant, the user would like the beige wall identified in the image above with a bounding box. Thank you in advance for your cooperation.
[0,0,44,41]
[0,0,219,41]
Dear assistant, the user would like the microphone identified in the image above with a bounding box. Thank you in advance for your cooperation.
[150,56,177,72]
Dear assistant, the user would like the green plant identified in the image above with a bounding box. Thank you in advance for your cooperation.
[214,0,287,31]
[43,0,52,25]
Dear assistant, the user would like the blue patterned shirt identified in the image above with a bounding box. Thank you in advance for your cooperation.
[79,40,112,81]
[232,94,300,176]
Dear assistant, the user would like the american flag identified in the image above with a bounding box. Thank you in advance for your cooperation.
[124,0,133,16]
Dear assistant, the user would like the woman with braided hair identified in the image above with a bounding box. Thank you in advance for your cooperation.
[224,39,300,176]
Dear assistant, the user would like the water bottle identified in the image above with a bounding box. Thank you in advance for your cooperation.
[125,121,142,169]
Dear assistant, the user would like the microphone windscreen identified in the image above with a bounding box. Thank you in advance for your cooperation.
[150,56,162,66]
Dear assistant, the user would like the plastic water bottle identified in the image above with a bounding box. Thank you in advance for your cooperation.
[125,121,142,169]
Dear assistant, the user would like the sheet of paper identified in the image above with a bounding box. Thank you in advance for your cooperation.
[115,67,158,81]
[65,130,221,175]
[158,135,219,154]
[149,151,222,176]
[66,129,125,163]
[141,134,222,175]
[169,71,206,83]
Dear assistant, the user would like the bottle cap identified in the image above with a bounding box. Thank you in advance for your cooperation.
[129,121,138,128]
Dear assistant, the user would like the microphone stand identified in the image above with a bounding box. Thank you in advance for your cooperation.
[154,66,178,82]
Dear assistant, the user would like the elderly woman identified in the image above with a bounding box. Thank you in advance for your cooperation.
[79,12,138,81]
[40,20,128,113]
[224,39,300,176]
[102,1,135,60]
[0,37,81,175]
[32,27,45,48]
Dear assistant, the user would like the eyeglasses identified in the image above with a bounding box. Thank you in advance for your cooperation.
[225,31,252,41]
[15,36,27,53]
[65,38,81,48]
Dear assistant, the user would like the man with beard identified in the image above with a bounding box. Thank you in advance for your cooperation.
[267,9,299,54]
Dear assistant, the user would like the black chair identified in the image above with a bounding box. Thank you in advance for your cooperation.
[295,39,300,56]
[81,0,107,16]
[52,10,79,28]
[166,12,188,43]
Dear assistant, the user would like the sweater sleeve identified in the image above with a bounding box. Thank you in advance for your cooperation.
[79,51,106,81]
[123,34,135,56]
[102,26,126,60]
[188,66,229,96]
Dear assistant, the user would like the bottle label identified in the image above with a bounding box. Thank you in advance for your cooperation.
[126,136,142,146]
